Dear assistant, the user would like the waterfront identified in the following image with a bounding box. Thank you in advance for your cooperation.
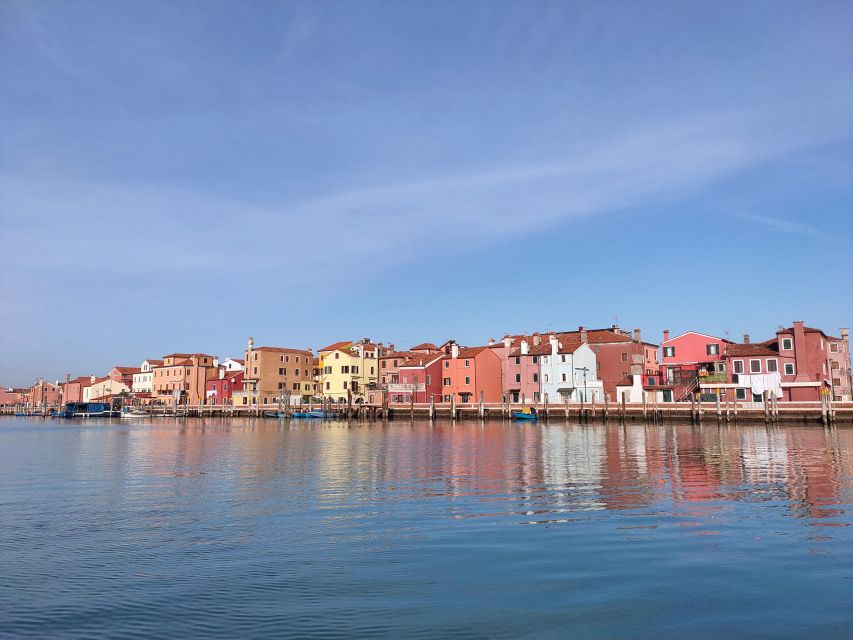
[1,418,852,639]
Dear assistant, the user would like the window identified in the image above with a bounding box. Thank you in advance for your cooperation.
[750,360,761,373]
[621,352,628,362]
[752,393,763,403]
[663,346,675,358]
[296,356,300,363]
[324,366,332,374]
[285,356,290,363]
[831,361,839,369]
[334,353,339,359]
[443,395,451,402]
[279,368,285,375]
[512,392,519,403]
[515,373,521,383]
[733,360,744,374]
[784,363,795,375]
[464,377,470,385]
[766,359,778,373]
[532,356,538,364]
[370,367,374,374]
[561,355,566,363]
[253,367,258,375]
[280,355,284,362]
[832,378,841,387]
[343,381,348,390]
[464,359,470,367]
[707,344,719,355]
[716,362,727,373]
[443,377,451,385]
[782,338,793,350]
[353,366,359,374]
[325,382,330,390]
[382,361,387,369]
[342,366,350,374]
[426,375,431,384]
[735,388,746,400]
[561,373,567,382]
[544,374,549,383]
[533,373,539,383]
[293,383,299,391]
[278,382,285,390]
[830,343,839,353]
[295,368,300,376]
[393,360,398,367]
[514,357,520,365]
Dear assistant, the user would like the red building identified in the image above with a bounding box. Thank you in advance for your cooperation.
[108,366,141,388]
[397,352,445,403]
[61,375,93,403]
[660,330,732,399]
[206,370,244,406]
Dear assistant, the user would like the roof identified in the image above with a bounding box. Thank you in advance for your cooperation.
[162,353,191,358]
[112,366,141,374]
[725,340,779,357]
[226,358,245,364]
[410,343,438,351]
[776,326,830,338]
[400,353,445,368]
[143,359,164,366]
[510,341,583,357]
[381,351,414,360]
[318,341,353,353]
[253,346,313,355]
[662,331,733,345]
[456,346,489,358]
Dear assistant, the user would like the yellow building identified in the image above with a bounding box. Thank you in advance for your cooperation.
[317,339,387,404]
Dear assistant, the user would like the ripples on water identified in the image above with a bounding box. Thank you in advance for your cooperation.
[1,418,851,639]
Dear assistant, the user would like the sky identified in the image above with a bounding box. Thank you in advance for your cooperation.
[1,0,852,385]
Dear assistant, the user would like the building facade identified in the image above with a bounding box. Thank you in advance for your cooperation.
[206,370,245,406]
[317,339,386,404]
[828,329,851,401]
[441,343,502,403]
[151,353,218,405]
[233,339,314,406]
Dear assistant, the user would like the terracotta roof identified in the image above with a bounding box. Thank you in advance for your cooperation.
[318,341,353,353]
[163,353,191,358]
[144,359,164,366]
[253,346,313,355]
[410,343,438,351]
[456,346,489,358]
[776,326,828,337]
[510,341,583,357]
[725,341,779,357]
[113,366,141,374]
[400,353,445,368]
[382,351,414,360]
[228,358,245,364]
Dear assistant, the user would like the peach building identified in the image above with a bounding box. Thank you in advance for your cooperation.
[440,342,502,403]
[233,338,314,406]
[151,353,218,405]
[29,379,61,407]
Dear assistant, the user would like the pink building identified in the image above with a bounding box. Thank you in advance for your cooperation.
[505,339,543,403]
[660,330,731,399]
[828,329,851,401]
[441,342,502,403]
[108,366,141,388]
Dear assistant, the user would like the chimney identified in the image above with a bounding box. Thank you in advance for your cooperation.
[488,338,495,346]
[549,334,558,356]
[841,328,849,342]
[581,329,588,344]
[743,334,750,344]
[388,343,395,351]
[247,337,254,350]
[663,329,670,342]
[520,339,529,355]
[533,332,541,346]
[451,343,459,359]
[578,325,584,332]
[503,335,513,349]
[90,375,96,384]
[633,328,641,343]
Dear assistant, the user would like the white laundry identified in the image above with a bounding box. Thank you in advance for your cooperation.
[738,372,782,398]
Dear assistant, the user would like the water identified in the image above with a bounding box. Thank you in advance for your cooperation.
[1,418,851,639]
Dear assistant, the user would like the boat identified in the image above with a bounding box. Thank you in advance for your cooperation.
[62,402,120,418]
[120,407,150,419]
[262,410,287,419]
[291,409,338,419]
[512,407,539,421]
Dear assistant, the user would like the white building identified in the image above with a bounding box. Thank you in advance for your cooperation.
[221,358,245,372]
[540,334,604,402]
[132,359,162,394]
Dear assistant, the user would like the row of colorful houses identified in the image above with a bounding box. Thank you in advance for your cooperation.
[2,320,850,410]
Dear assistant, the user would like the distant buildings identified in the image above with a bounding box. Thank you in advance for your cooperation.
[7,319,849,409]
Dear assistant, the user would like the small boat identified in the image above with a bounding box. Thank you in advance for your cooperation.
[262,410,287,419]
[120,407,150,419]
[291,409,338,419]
[512,407,539,421]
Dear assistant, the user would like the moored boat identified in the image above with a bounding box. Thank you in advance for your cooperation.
[512,407,538,421]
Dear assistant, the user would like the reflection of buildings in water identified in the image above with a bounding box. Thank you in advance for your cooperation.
[668,426,728,505]
[784,428,846,520]
[541,425,606,510]
[739,427,789,488]
[601,426,657,510]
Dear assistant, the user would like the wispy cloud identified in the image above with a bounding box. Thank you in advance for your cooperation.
[732,212,850,245]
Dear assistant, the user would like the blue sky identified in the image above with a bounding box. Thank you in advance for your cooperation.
[1,0,851,385]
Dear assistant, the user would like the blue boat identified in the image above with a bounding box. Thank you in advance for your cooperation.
[62,402,119,418]
[292,409,338,419]
[512,408,538,421]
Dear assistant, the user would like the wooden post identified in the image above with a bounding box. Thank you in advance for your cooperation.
[642,391,647,422]
[590,394,596,420]
[543,393,549,422]
[604,393,609,422]
[429,394,435,421]
[716,392,721,421]
[410,376,416,421]
[478,390,485,420]
[565,394,570,420]
[621,391,626,421]
[763,390,769,424]
[451,394,456,421]
[579,391,584,422]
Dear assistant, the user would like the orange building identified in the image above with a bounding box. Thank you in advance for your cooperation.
[235,338,314,406]
[440,342,502,403]
[151,353,218,405]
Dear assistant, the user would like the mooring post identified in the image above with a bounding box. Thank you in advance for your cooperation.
[763,391,769,424]
[543,393,549,422]
[429,394,435,421]
[604,393,609,422]
[620,391,626,422]
[716,392,721,421]
[642,391,647,422]
[451,394,456,421]
[478,391,485,420]
[565,395,569,420]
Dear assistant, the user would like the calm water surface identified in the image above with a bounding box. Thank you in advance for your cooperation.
[1,418,852,639]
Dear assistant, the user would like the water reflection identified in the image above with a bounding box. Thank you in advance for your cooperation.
[41,419,851,532]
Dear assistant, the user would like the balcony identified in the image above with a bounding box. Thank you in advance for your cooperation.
[387,382,426,393]
[698,371,728,384]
